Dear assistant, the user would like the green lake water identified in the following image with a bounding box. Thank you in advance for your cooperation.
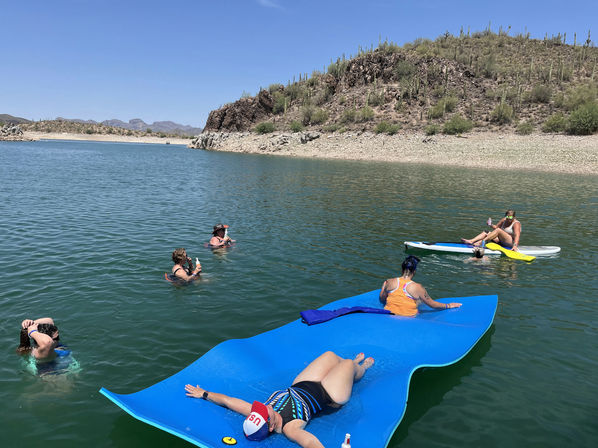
[0,140,596,447]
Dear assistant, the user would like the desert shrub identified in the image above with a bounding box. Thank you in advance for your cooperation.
[425,124,440,135]
[314,86,333,106]
[541,113,567,133]
[378,41,401,54]
[374,121,401,135]
[340,108,357,123]
[327,58,349,78]
[367,90,385,106]
[301,106,315,125]
[516,121,534,135]
[358,106,375,122]
[482,52,498,78]
[563,84,598,111]
[567,102,598,135]
[394,60,416,80]
[431,86,445,98]
[254,122,275,134]
[302,106,328,125]
[85,129,94,134]
[310,108,329,125]
[442,115,473,134]
[490,102,514,124]
[241,90,252,99]
[268,83,283,93]
[272,92,287,114]
[428,96,458,119]
[285,83,304,102]
[530,85,552,103]
[323,123,339,133]
[289,120,304,132]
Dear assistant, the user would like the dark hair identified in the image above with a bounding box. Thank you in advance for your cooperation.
[38,323,59,340]
[505,210,516,217]
[16,328,31,353]
[172,248,187,265]
[401,255,420,274]
[473,247,485,258]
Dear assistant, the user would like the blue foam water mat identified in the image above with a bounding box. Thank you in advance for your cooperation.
[100,290,497,447]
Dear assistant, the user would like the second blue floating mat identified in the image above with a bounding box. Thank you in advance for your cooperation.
[101,290,497,447]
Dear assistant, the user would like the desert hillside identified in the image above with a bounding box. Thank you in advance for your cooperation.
[203,29,598,135]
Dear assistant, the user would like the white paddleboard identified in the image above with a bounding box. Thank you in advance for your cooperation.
[404,241,561,256]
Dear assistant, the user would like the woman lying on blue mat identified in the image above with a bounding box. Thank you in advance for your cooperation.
[185,351,374,447]
[380,255,462,317]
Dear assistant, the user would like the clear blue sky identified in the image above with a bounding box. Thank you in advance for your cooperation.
[1,0,596,127]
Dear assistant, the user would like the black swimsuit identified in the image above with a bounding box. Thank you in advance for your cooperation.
[265,381,334,427]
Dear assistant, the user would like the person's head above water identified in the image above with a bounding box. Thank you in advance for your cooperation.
[473,247,485,258]
[172,248,187,265]
[37,323,59,342]
[243,401,270,441]
[401,255,420,275]
[212,224,228,235]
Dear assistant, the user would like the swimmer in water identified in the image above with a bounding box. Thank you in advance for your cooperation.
[464,246,490,263]
[171,248,202,282]
[17,318,61,360]
[209,224,235,248]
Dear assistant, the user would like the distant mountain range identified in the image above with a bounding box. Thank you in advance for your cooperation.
[59,117,202,136]
[1,114,202,136]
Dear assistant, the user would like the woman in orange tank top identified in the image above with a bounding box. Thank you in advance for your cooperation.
[379,256,462,317]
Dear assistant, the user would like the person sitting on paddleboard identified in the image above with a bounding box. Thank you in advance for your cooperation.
[184,351,373,447]
[171,248,201,282]
[17,317,64,360]
[379,256,462,317]
[209,224,234,247]
[461,209,522,251]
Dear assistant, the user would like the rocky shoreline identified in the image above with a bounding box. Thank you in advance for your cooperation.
[190,131,598,175]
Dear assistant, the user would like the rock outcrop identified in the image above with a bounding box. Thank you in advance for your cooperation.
[0,124,30,141]
[189,131,321,150]
[204,90,274,132]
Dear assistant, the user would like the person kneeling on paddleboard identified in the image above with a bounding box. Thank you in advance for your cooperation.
[461,209,522,251]
[379,256,461,316]
[185,351,373,447]
[209,224,234,248]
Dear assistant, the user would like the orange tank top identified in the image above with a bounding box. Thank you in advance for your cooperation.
[384,278,419,317]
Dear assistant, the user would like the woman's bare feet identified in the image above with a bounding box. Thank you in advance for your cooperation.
[461,238,473,245]
[353,353,365,364]
[362,357,375,370]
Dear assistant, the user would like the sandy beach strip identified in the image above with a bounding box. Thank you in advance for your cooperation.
[23,131,190,145]
[194,131,598,176]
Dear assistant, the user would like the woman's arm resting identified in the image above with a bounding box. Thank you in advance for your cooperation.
[415,285,462,310]
[284,426,325,448]
[185,385,251,416]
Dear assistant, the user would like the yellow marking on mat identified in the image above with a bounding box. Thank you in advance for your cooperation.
[222,436,237,445]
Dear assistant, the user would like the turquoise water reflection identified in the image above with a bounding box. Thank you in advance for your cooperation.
[0,140,596,447]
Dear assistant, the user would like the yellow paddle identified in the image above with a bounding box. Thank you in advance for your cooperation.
[485,242,536,262]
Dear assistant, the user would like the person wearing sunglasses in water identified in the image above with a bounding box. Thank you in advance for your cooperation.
[461,209,522,251]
